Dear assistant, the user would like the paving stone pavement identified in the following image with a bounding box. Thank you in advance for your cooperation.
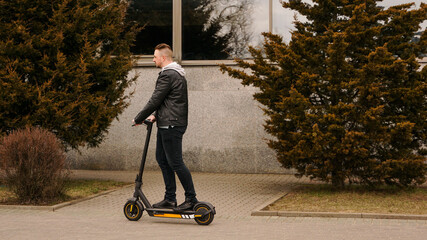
[0,170,426,240]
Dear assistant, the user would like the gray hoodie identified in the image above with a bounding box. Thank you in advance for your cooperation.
[161,62,186,76]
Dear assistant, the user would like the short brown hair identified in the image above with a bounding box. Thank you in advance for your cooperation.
[154,43,173,60]
[155,43,172,51]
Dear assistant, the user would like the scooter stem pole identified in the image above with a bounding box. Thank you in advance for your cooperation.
[137,120,153,182]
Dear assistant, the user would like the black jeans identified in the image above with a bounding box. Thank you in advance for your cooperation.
[156,126,197,202]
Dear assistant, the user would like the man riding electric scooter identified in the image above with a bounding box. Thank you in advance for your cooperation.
[133,43,197,212]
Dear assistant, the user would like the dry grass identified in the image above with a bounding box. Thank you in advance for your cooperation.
[0,179,129,205]
[265,184,427,215]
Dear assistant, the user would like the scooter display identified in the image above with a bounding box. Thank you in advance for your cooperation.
[123,120,215,225]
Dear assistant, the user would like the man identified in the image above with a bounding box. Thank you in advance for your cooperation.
[133,43,197,211]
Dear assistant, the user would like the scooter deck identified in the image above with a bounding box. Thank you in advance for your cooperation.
[146,208,202,219]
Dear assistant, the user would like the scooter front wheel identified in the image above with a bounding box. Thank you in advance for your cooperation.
[194,204,214,225]
[124,200,143,221]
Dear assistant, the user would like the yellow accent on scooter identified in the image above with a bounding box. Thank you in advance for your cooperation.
[154,213,182,218]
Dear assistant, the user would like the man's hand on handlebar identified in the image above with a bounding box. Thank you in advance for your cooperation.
[132,115,156,126]
[146,115,156,122]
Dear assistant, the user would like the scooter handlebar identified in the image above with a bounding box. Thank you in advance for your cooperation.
[132,119,153,127]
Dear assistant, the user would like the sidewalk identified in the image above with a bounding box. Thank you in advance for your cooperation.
[0,170,426,240]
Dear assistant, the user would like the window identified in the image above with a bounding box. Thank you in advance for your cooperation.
[128,0,286,63]
[127,0,173,55]
[182,0,268,60]
[273,0,299,43]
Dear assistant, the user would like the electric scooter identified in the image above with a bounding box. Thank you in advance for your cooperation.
[123,120,216,225]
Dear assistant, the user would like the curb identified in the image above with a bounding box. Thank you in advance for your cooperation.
[0,184,133,212]
[251,191,427,220]
[251,210,427,220]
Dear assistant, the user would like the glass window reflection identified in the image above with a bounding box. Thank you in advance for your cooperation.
[273,0,297,43]
[182,0,268,60]
[126,0,173,55]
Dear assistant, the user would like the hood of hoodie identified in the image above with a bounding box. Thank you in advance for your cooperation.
[162,62,186,76]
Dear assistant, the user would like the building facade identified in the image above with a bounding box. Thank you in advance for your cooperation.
[68,0,294,173]
[67,0,426,173]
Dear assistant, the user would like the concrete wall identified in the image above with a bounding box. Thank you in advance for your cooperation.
[67,65,288,174]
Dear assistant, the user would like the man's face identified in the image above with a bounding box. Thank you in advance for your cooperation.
[153,49,164,68]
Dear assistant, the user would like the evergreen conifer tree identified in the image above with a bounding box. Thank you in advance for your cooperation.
[0,0,139,149]
[220,0,426,187]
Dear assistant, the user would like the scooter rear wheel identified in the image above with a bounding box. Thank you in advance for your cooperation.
[194,204,214,225]
[124,200,143,221]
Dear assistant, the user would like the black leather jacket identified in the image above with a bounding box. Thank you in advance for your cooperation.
[134,69,188,126]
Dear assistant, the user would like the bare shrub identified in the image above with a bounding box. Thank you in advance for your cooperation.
[0,127,69,204]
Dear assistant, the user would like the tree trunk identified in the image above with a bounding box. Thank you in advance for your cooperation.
[332,171,345,189]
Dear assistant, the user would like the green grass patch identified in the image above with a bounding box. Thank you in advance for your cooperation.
[265,184,427,215]
[0,179,129,205]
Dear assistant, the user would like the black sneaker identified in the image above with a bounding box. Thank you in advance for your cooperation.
[173,200,197,212]
[152,199,177,209]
